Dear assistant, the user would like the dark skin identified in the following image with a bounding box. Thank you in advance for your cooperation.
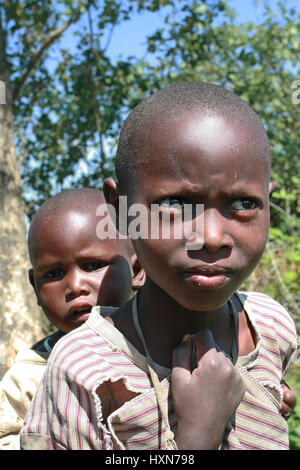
[28,198,145,333]
[104,112,295,448]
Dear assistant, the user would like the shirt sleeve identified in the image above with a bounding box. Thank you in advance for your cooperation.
[20,354,108,450]
[0,351,46,450]
[274,302,298,376]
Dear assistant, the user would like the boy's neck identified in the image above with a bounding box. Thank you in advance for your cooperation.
[135,278,234,367]
[109,280,256,369]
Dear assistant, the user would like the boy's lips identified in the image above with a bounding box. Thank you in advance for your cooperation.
[182,265,233,288]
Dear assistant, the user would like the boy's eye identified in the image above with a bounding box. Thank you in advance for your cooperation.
[45,269,64,279]
[228,198,258,211]
[157,197,187,210]
[84,261,107,272]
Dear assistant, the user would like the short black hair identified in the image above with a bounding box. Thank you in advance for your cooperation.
[28,188,135,263]
[30,188,104,217]
[115,82,270,193]
[28,188,105,261]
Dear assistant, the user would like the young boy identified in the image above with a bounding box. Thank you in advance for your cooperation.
[20,83,298,450]
[0,188,144,450]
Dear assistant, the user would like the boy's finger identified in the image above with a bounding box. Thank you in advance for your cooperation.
[280,400,293,420]
[193,329,217,362]
[280,400,290,415]
[282,388,296,408]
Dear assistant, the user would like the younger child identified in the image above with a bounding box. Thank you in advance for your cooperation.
[0,188,144,449]
[21,84,298,450]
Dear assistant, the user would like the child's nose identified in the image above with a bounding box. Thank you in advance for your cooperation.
[65,269,91,298]
[202,209,233,253]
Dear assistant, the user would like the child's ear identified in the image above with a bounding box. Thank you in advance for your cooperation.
[103,178,120,211]
[103,178,123,233]
[269,181,276,198]
[28,269,41,306]
[130,253,146,291]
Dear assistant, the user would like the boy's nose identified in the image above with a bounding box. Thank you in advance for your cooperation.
[202,208,233,253]
[65,269,91,298]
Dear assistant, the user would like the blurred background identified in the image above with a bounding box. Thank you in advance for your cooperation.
[0,0,299,448]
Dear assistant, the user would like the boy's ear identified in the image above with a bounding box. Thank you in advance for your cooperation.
[130,253,146,291]
[28,269,41,305]
[103,178,120,211]
[103,177,127,235]
[269,181,276,198]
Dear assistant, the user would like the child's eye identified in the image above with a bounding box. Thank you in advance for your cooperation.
[45,269,64,279]
[157,197,187,210]
[228,198,259,211]
[84,262,107,272]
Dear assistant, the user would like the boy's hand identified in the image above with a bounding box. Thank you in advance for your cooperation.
[280,381,296,420]
[172,330,245,450]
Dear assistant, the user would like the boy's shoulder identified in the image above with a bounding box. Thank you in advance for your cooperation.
[238,290,295,324]
[238,290,298,368]
[238,290,296,331]
[239,290,284,306]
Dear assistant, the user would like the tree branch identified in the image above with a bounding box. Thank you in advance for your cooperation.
[87,60,106,176]
[12,1,86,102]
[87,6,107,177]
[270,200,293,220]
[0,8,8,83]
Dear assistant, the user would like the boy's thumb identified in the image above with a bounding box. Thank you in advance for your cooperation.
[193,329,217,361]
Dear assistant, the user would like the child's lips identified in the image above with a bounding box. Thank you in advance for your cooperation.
[69,303,93,323]
[182,267,232,288]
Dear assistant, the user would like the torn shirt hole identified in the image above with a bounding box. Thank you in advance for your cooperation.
[261,381,283,406]
[96,379,140,425]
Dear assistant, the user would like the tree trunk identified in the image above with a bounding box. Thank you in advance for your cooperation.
[0,30,43,379]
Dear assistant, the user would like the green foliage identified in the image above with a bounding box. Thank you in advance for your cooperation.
[1,0,299,325]
[1,0,299,449]
[1,0,178,213]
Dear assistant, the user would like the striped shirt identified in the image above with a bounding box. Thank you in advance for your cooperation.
[20,292,298,450]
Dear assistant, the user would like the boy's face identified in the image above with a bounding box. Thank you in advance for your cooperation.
[29,208,134,333]
[119,113,272,311]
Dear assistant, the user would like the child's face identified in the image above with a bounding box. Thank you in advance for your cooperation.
[30,208,134,332]
[123,113,272,311]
